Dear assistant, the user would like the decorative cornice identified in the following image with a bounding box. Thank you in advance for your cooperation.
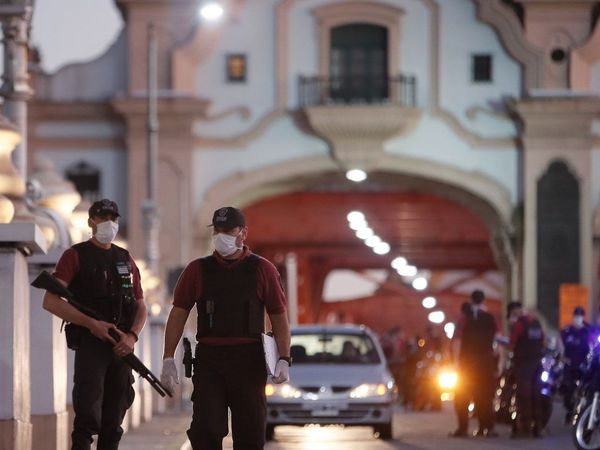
[194,110,286,148]
[432,109,516,148]
[507,96,600,150]
[471,0,545,90]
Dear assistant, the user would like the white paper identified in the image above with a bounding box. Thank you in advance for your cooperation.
[261,333,279,376]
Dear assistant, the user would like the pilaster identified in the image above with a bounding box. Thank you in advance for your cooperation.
[0,223,46,450]
[508,96,600,322]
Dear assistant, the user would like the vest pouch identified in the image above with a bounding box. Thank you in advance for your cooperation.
[65,323,85,350]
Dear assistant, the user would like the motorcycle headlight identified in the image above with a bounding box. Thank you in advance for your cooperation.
[265,383,302,399]
[349,383,388,399]
[438,370,458,390]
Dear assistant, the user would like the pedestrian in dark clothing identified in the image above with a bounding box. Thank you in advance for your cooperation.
[42,199,147,450]
[507,301,545,438]
[160,206,291,450]
[451,290,500,438]
[560,306,591,423]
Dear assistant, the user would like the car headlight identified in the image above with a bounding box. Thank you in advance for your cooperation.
[349,383,388,399]
[265,383,302,399]
[438,370,458,390]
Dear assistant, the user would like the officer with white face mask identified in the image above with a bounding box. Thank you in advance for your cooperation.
[42,198,147,450]
[560,306,591,423]
[161,206,291,450]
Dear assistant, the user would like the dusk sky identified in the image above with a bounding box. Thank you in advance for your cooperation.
[31,0,122,73]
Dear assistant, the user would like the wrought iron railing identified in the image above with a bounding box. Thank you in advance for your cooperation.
[299,75,417,108]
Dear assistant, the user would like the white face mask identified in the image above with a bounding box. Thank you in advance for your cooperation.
[212,232,241,256]
[95,220,119,244]
[573,316,585,327]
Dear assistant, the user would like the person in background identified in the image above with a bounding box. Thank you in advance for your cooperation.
[560,306,592,423]
[507,301,545,438]
[451,290,500,438]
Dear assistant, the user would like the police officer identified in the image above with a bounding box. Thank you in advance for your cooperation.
[507,301,545,438]
[560,306,591,423]
[160,206,291,450]
[42,199,146,450]
[451,290,499,438]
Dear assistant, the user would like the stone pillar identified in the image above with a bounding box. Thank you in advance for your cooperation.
[150,314,168,414]
[509,96,600,323]
[137,324,153,423]
[28,252,70,450]
[0,223,46,450]
[285,253,298,326]
[0,3,33,179]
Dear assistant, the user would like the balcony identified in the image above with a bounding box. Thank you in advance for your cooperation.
[299,75,422,171]
[299,75,417,107]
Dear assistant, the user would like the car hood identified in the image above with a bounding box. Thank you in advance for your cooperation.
[289,364,390,387]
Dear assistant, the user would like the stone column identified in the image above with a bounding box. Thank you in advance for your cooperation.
[28,254,69,450]
[150,313,169,414]
[0,223,46,450]
[285,253,298,326]
[0,3,33,179]
[509,96,600,323]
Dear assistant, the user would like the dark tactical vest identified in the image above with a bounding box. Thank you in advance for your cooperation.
[69,241,137,331]
[562,325,591,366]
[459,310,496,368]
[513,316,544,364]
[196,254,264,338]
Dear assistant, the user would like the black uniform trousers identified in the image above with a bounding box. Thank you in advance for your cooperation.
[188,341,267,450]
[71,332,135,450]
[513,361,542,430]
[562,364,583,413]
[454,361,496,432]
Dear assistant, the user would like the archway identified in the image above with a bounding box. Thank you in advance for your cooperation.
[196,156,514,336]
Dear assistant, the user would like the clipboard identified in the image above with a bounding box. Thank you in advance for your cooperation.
[261,333,279,376]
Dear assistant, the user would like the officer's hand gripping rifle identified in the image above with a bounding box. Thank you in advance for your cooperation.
[31,270,172,397]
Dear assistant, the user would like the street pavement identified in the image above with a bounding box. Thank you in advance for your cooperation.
[119,401,575,450]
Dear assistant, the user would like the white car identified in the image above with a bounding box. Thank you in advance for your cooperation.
[266,324,397,440]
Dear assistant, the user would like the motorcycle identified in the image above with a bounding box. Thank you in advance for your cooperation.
[411,351,446,411]
[494,348,560,431]
[572,336,600,450]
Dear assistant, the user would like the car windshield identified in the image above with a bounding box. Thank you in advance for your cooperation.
[290,332,381,365]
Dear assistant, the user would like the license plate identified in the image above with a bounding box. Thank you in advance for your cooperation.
[312,408,339,417]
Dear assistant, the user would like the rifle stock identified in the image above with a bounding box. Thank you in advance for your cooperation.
[32,270,172,397]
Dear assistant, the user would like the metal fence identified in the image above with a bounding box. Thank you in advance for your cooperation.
[299,75,417,108]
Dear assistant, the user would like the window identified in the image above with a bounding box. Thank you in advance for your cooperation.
[472,54,493,83]
[329,24,388,103]
[290,332,381,365]
[65,161,100,201]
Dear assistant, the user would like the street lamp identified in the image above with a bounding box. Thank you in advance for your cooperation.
[199,1,224,21]
[144,2,227,274]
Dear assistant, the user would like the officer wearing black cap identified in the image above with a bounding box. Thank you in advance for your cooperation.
[161,206,291,449]
[42,198,147,450]
[560,306,591,423]
[507,301,545,438]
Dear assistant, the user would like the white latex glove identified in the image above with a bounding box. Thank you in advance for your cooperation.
[271,359,290,384]
[160,358,179,393]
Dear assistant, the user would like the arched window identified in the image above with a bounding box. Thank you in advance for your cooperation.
[537,160,580,327]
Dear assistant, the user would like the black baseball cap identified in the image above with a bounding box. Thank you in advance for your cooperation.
[210,206,245,229]
[89,198,120,218]
[506,301,522,318]
[574,306,586,316]
[471,289,485,304]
